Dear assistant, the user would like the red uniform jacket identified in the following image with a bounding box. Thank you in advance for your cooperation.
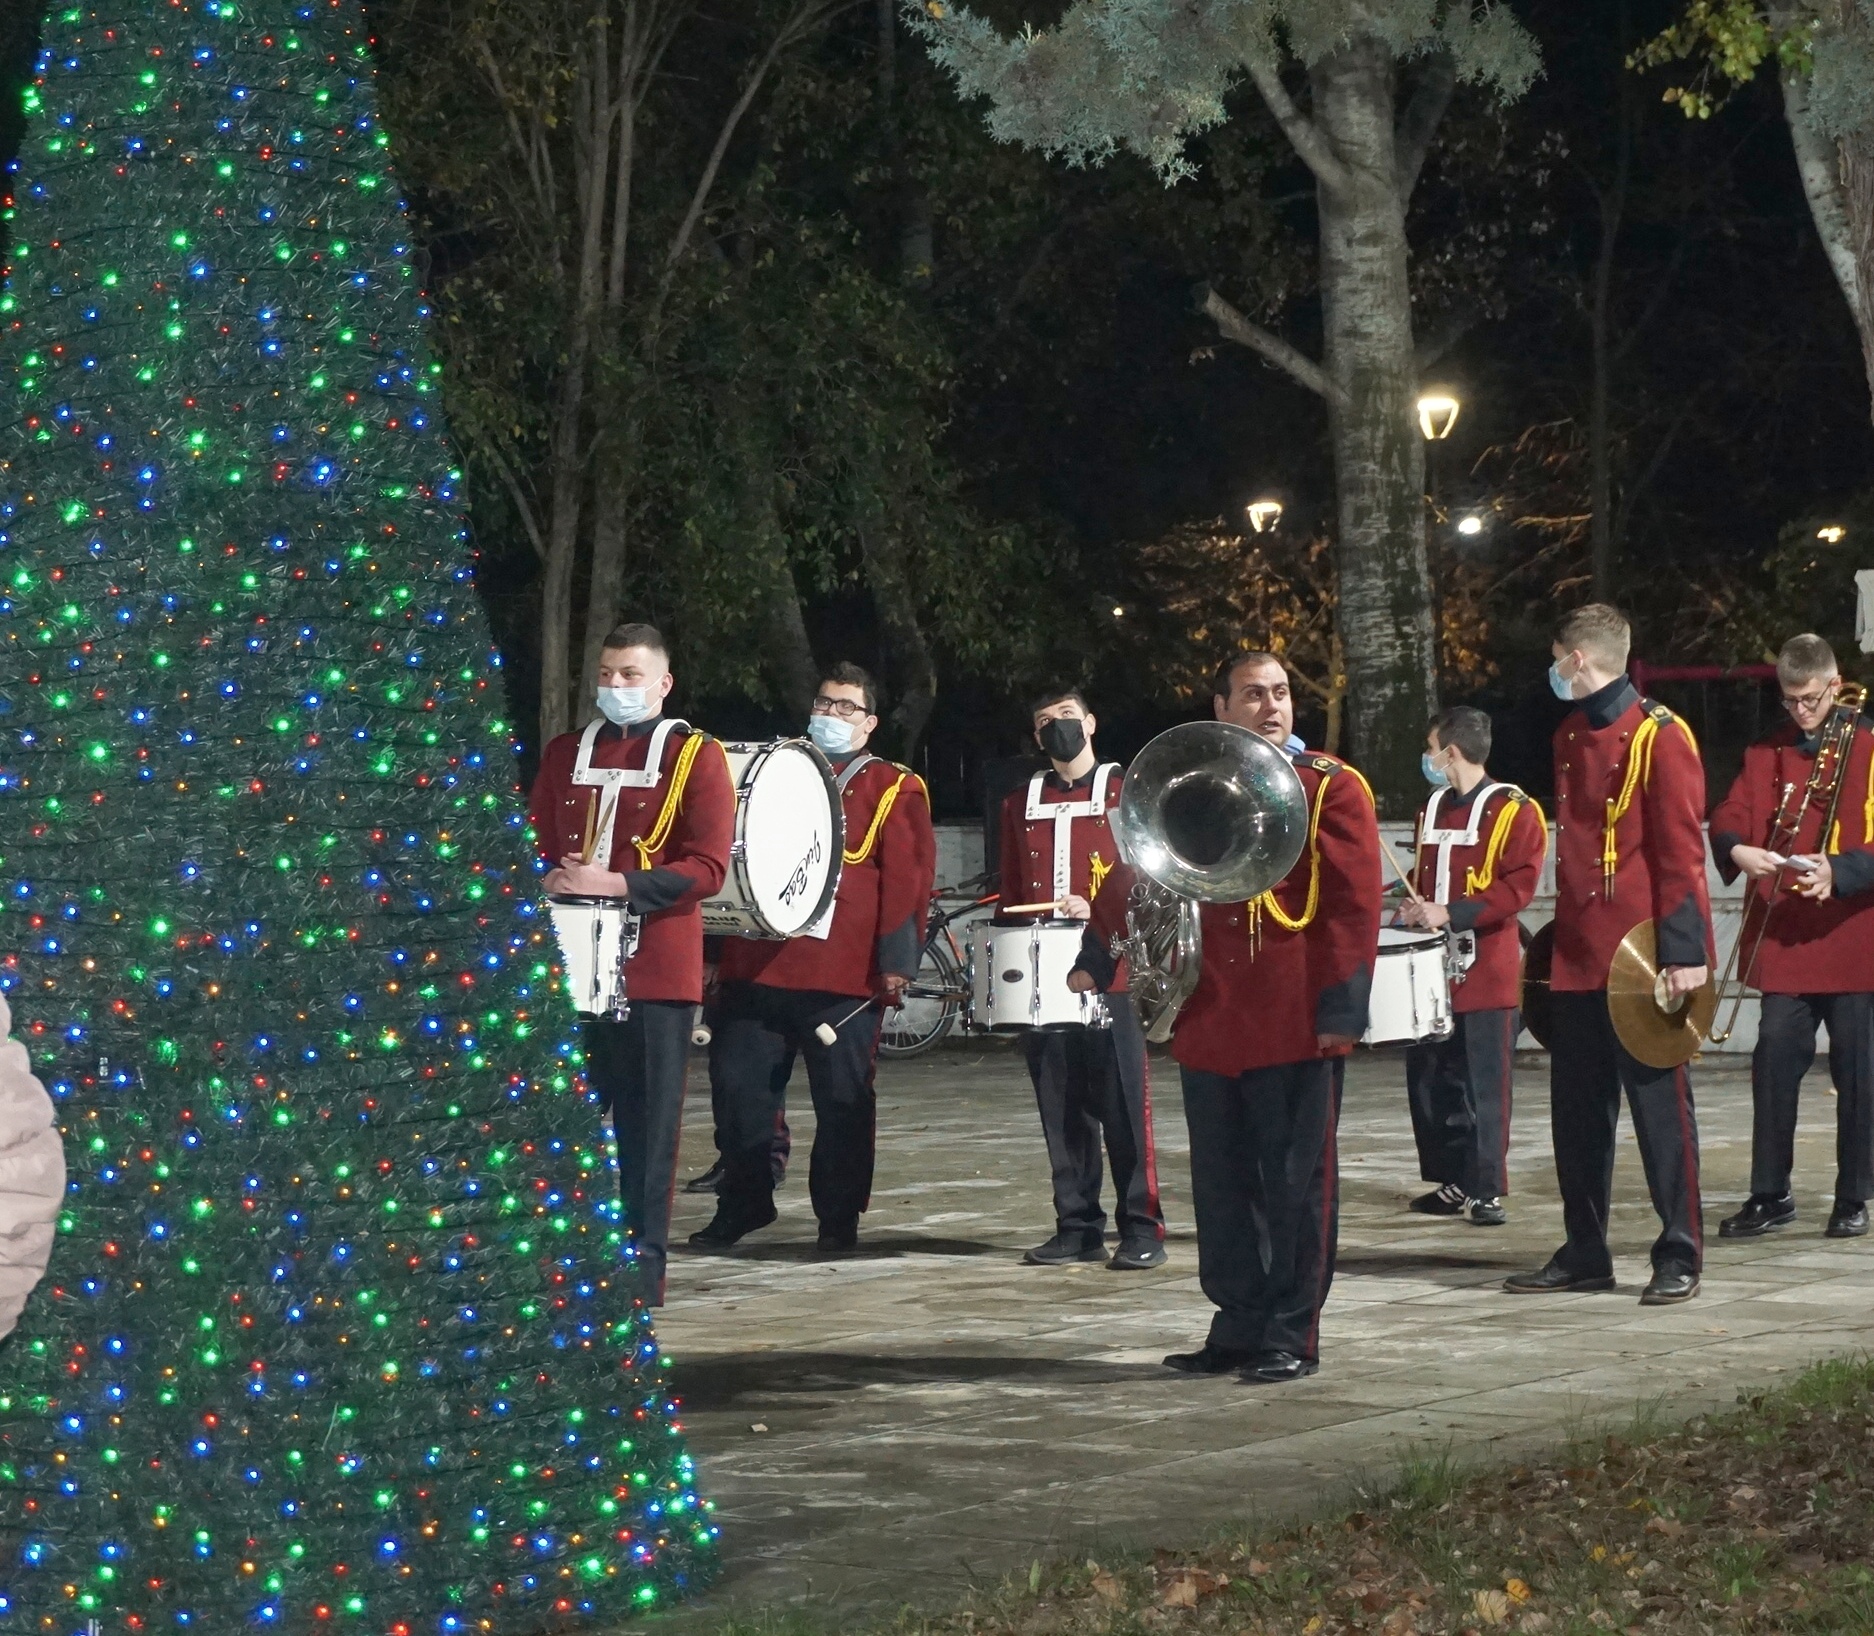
[1551,679,1713,992]
[1082,751,1381,1076]
[998,763,1130,992]
[1708,718,1874,994]
[717,752,935,999]
[1410,781,1547,1014]
[528,715,736,1005]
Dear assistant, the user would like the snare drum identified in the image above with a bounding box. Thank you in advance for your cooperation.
[701,739,843,939]
[548,895,642,1018]
[967,921,1108,1030]
[1362,927,1454,1045]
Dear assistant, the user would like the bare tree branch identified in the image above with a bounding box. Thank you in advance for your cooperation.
[1413,311,1473,376]
[1194,283,1348,408]
[462,425,548,564]
[1393,52,1456,203]
[1242,55,1351,194]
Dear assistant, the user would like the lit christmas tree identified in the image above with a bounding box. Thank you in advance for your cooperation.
[0,3,716,1632]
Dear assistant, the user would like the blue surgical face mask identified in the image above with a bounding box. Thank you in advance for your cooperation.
[595,684,653,727]
[1548,660,1577,701]
[1422,751,1451,788]
[808,714,855,756]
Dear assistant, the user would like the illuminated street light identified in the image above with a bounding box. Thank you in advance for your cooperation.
[1819,524,1848,544]
[1246,498,1284,533]
[1456,514,1484,537]
[1416,393,1461,440]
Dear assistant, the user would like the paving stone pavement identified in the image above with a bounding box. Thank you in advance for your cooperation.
[650,1039,1874,1624]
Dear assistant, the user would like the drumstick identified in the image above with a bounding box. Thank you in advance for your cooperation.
[813,998,875,1046]
[579,790,597,862]
[1378,834,1425,905]
[582,786,621,867]
[1001,899,1068,915]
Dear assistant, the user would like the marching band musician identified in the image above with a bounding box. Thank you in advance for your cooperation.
[1505,604,1711,1305]
[1709,634,1874,1241]
[997,689,1166,1271]
[1074,652,1380,1383]
[692,663,935,1255]
[531,623,736,1305]
[1400,706,1548,1227]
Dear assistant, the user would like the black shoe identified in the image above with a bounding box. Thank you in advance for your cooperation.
[1640,1269,1700,1305]
[686,1202,776,1250]
[1162,1343,1257,1375]
[1719,1192,1795,1239]
[1827,1201,1869,1238]
[1238,1350,1319,1384]
[815,1221,859,1255]
[682,1160,726,1196]
[1409,1183,1468,1216]
[1503,1258,1616,1294]
[1467,1197,1507,1226]
[1108,1238,1167,1270]
[1022,1232,1107,1266]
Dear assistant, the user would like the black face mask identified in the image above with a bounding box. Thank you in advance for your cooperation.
[1038,717,1087,762]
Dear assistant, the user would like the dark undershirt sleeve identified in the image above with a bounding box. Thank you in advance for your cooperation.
[1314,965,1373,1039]
[1655,893,1709,968]
[1709,831,1744,885]
[875,914,921,980]
[1446,899,1483,933]
[623,866,694,915]
[1831,851,1874,897]
[1071,925,1119,992]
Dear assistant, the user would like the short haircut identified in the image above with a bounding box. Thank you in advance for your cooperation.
[601,621,668,662]
[1777,633,1838,687]
[1029,686,1088,720]
[820,660,879,717]
[1212,649,1285,703]
[1554,603,1631,671]
[1430,705,1492,766]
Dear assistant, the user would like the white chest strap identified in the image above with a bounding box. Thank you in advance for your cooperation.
[569,716,689,870]
[1025,762,1120,899]
[1419,781,1509,904]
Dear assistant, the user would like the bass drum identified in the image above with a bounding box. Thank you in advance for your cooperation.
[700,739,843,939]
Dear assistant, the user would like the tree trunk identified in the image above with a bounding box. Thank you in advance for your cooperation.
[762,547,820,718]
[1311,41,1435,815]
[1589,3,1632,600]
[578,432,632,702]
[1837,126,1874,415]
[863,530,937,761]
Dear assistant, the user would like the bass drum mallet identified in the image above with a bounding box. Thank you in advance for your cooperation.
[814,998,877,1047]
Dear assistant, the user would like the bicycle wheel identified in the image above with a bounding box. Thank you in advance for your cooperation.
[879,936,965,1058]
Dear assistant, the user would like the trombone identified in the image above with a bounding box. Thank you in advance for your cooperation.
[1710,681,1868,1043]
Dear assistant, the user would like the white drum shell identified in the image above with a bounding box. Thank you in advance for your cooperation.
[701,739,843,939]
[1362,926,1454,1046]
[967,922,1107,1030]
[549,898,635,1016]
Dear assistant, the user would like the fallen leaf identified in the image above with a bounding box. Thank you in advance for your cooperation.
[1519,1616,1553,1633]
[1091,1571,1124,1605]
[1589,1544,1607,1562]
[1381,1609,1416,1636]
[1160,1579,1197,1610]
[1506,1577,1533,1604]
[748,1422,769,1433]
[1474,1588,1513,1625]
[1302,1618,1325,1636]
[1730,1485,1758,1501]
[1361,1589,1388,1612]
[1643,1517,1683,1539]
[1246,1558,1272,1577]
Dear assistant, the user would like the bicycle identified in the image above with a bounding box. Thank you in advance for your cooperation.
[878,873,997,1058]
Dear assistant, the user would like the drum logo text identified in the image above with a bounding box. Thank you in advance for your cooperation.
[778,836,822,907]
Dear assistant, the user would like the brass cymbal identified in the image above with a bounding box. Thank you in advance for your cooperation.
[1608,919,1716,1070]
[1520,920,1554,1050]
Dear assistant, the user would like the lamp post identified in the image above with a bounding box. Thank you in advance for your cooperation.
[1416,393,1460,441]
[1246,498,1284,534]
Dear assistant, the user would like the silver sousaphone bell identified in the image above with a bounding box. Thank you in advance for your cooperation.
[1110,721,1311,1042]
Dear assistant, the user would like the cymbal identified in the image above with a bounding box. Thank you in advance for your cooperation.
[1520,921,1554,1050]
[1608,919,1716,1070]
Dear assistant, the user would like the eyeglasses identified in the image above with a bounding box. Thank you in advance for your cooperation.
[1782,689,1833,714]
[811,695,869,720]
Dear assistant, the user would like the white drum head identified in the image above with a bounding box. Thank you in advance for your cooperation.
[739,741,840,937]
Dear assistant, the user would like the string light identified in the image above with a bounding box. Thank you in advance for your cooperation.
[0,2,715,1630]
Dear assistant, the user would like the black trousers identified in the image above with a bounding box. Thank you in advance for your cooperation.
[1548,989,1702,1279]
[1750,991,1874,1205]
[584,1000,695,1305]
[1405,1007,1518,1200]
[711,981,881,1232]
[1022,1000,1164,1243]
[1179,1059,1340,1361]
[705,1030,791,1180]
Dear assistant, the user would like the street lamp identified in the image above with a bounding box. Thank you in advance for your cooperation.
[1417,392,1461,441]
[1819,524,1848,544]
[1246,498,1284,534]
[1456,514,1484,537]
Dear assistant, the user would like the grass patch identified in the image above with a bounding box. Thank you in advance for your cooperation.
[695,1354,1874,1635]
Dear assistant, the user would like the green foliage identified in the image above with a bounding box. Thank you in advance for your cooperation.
[0,1,712,1628]
[909,0,1540,180]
